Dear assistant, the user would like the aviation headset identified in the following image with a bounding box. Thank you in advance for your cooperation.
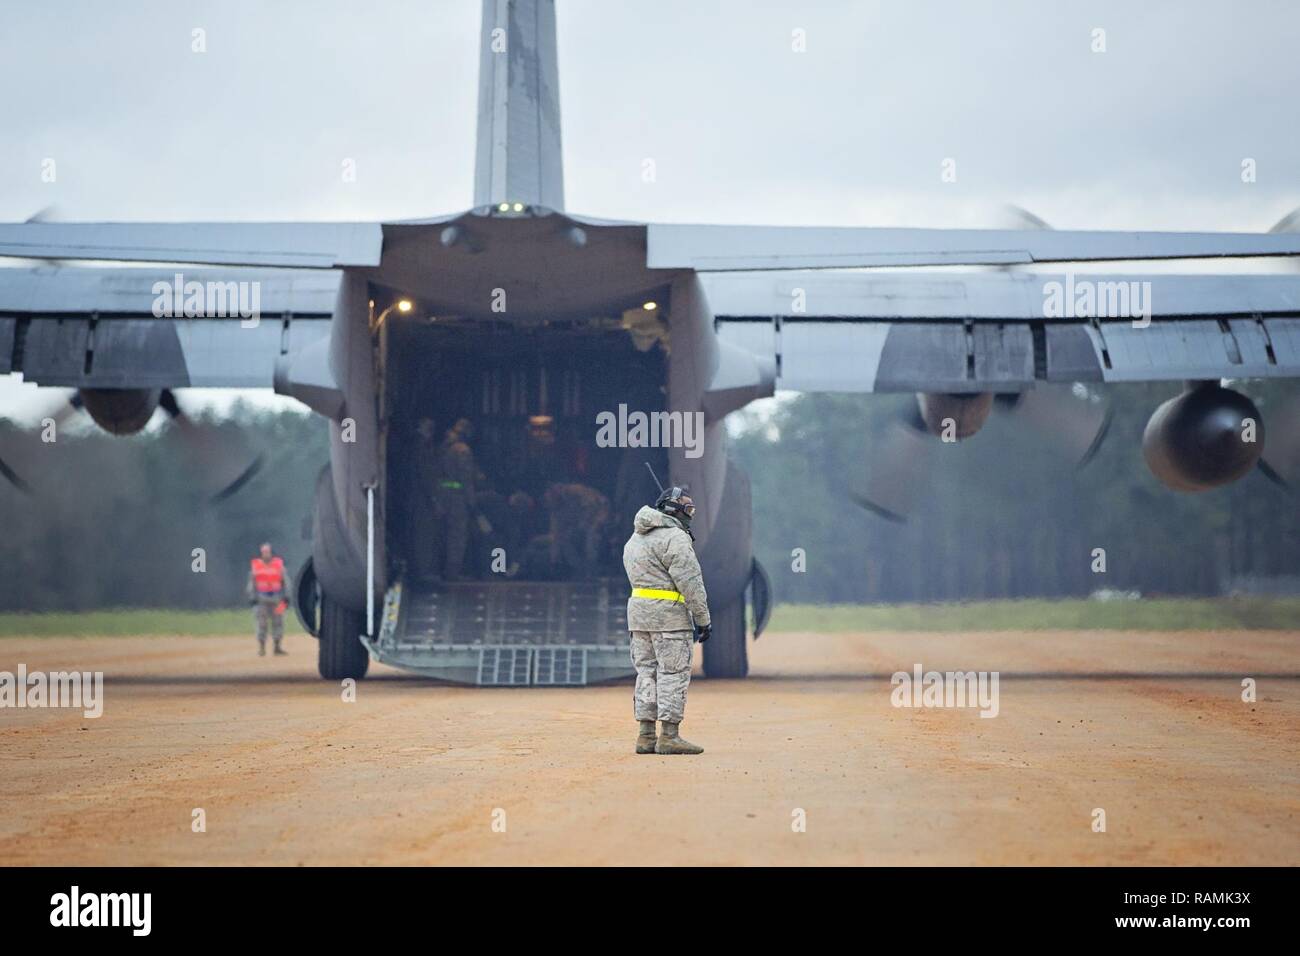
[645,462,696,528]
[655,486,696,521]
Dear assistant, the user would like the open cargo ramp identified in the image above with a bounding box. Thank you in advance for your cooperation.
[361,579,633,685]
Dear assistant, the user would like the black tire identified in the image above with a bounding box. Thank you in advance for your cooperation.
[292,557,321,637]
[702,599,748,678]
[318,593,369,681]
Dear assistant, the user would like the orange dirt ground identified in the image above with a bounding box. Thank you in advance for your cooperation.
[1,627,1296,865]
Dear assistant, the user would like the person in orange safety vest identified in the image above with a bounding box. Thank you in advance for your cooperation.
[246,542,289,657]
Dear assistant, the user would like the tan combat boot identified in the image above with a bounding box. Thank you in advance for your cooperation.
[655,721,703,755]
[635,720,657,754]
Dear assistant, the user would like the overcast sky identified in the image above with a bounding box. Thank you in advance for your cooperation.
[2,0,1298,419]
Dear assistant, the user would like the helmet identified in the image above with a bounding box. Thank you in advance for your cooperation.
[655,485,696,523]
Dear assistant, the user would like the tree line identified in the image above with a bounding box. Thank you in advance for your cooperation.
[0,403,326,612]
[730,381,1299,604]
[0,381,1295,611]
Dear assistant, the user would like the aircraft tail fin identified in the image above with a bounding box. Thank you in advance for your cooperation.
[474,0,565,212]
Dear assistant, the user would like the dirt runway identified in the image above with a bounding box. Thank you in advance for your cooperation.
[1,627,1297,865]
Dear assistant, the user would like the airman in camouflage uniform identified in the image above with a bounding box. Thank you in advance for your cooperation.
[622,491,711,755]
[411,417,441,582]
[544,482,611,575]
[246,542,289,657]
[436,418,478,580]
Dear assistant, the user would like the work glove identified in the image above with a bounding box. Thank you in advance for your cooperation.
[695,623,712,644]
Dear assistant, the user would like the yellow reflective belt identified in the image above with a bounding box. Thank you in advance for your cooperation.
[631,587,684,603]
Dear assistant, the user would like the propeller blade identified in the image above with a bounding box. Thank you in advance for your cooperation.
[1000,384,1113,466]
[158,388,183,419]
[0,454,34,495]
[1268,206,1300,234]
[161,389,266,503]
[850,401,935,523]
[991,205,1052,272]
[1258,393,1300,490]
[7,206,68,266]
[999,203,1052,231]
[1257,458,1288,490]
[209,453,266,502]
[24,205,60,224]
[0,391,83,494]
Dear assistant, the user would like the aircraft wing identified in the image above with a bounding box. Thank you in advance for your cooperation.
[0,266,336,389]
[0,222,383,268]
[706,270,1300,392]
[650,223,1300,271]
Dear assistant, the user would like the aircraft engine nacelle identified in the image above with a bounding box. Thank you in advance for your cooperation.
[1142,384,1263,492]
[78,388,161,436]
[917,393,994,439]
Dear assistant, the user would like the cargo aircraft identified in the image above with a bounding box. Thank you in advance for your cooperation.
[2,0,1298,684]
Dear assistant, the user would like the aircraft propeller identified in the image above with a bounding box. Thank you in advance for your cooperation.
[0,388,263,503]
[850,385,1112,523]
[850,205,1113,522]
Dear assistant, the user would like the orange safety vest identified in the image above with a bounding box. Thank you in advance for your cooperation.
[251,556,286,594]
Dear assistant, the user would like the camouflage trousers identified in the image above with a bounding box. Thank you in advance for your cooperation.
[630,630,693,723]
[438,499,470,579]
[255,597,285,648]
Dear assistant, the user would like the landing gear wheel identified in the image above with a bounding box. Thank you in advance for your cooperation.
[318,593,369,680]
[702,598,748,678]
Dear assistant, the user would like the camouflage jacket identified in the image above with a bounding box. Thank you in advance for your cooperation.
[623,506,710,632]
[436,439,478,508]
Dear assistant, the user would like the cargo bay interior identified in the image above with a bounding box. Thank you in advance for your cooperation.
[383,314,669,586]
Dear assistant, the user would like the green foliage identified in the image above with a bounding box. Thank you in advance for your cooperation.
[2,598,1291,637]
[731,383,1299,605]
[0,405,327,612]
[0,381,1295,614]
[0,607,307,637]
